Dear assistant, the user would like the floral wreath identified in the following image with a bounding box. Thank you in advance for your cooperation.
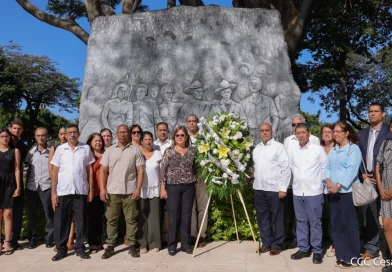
[194,112,254,199]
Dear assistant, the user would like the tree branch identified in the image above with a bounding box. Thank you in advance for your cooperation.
[100,0,116,16]
[168,0,176,8]
[123,0,142,14]
[179,0,205,6]
[16,0,89,44]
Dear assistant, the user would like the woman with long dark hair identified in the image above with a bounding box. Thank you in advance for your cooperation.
[159,126,196,256]
[325,121,361,268]
[86,133,107,253]
[0,128,21,255]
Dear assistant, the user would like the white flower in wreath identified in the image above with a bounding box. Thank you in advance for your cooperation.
[220,159,231,168]
[222,173,229,179]
[232,131,243,140]
[206,133,212,139]
[208,167,213,173]
[232,149,240,157]
[220,127,231,138]
[246,153,251,159]
[219,115,226,122]
[213,148,218,154]
[200,160,208,167]
[228,112,235,117]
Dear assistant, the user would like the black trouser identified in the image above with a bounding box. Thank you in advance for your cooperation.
[324,193,333,246]
[87,196,107,246]
[331,192,360,262]
[166,183,195,252]
[286,187,296,241]
[254,190,285,249]
[11,182,24,246]
[26,188,54,242]
[54,194,87,253]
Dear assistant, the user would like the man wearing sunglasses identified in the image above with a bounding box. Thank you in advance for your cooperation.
[283,114,320,249]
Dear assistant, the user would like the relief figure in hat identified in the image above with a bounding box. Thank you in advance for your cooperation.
[210,80,246,120]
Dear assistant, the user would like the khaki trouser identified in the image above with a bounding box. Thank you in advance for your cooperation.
[106,194,138,246]
[191,182,209,238]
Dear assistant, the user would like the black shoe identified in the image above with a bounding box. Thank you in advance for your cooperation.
[128,245,140,258]
[45,240,55,248]
[290,250,311,260]
[101,247,114,259]
[287,239,297,249]
[76,251,91,259]
[12,242,23,251]
[181,247,193,254]
[168,250,176,256]
[52,251,67,261]
[27,238,37,249]
[312,253,322,264]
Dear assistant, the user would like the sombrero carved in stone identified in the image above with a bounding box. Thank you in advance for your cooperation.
[238,62,255,75]
[214,80,237,96]
[183,80,209,95]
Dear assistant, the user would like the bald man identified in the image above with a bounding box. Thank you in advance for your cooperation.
[253,123,291,256]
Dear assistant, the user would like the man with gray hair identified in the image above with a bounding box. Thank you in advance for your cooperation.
[284,113,320,249]
[25,127,54,249]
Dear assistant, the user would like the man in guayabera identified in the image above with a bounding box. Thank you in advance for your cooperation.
[100,124,145,259]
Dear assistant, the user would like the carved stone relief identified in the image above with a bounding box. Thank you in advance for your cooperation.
[79,6,300,143]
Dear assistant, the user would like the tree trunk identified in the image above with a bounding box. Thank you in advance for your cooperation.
[179,0,205,6]
[123,0,142,14]
[85,0,101,23]
[338,75,348,122]
[168,0,176,8]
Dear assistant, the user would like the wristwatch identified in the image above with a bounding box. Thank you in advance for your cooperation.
[337,183,342,191]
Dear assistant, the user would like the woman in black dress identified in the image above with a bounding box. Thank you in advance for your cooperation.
[0,128,21,255]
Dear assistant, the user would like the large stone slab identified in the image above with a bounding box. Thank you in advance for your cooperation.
[79,6,300,142]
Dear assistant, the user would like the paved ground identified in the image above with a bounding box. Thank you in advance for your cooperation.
[0,241,385,272]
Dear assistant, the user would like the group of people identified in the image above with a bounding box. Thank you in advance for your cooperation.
[253,103,392,270]
[1,103,392,270]
[0,114,209,261]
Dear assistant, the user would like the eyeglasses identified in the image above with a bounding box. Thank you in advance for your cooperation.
[291,123,300,127]
[175,134,185,138]
[0,135,10,139]
[333,130,344,134]
[132,131,141,135]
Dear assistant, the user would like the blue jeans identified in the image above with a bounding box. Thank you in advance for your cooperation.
[293,194,324,254]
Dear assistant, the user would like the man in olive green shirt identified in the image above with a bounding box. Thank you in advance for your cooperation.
[100,124,145,259]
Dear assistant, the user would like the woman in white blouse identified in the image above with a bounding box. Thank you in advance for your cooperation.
[137,131,162,253]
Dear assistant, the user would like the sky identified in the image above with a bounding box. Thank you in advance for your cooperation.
[1,0,332,122]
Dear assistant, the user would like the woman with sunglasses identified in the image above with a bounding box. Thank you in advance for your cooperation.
[320,124,336,258]
[0,128,21,255]
[324,121,361,268]
[137,131,162,254]
[130,124,143,150]
[159,126,196,256]
[86,133,107,253]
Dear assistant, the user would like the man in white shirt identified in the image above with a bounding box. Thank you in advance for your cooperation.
[288,123,327,264]
[25,127,54,249]
[253,123,291,256]
[50,124,95,261]
[152,121,172,249]
[284,113,320,249]
[187,114,209,247]
[153,122,172,155]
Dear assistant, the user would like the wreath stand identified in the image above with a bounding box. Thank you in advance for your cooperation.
[192,190,259,257]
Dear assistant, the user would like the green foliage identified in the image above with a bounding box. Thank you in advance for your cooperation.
[301,0,392,124]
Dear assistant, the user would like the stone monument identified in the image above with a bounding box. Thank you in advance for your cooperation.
[79,6,301,143]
